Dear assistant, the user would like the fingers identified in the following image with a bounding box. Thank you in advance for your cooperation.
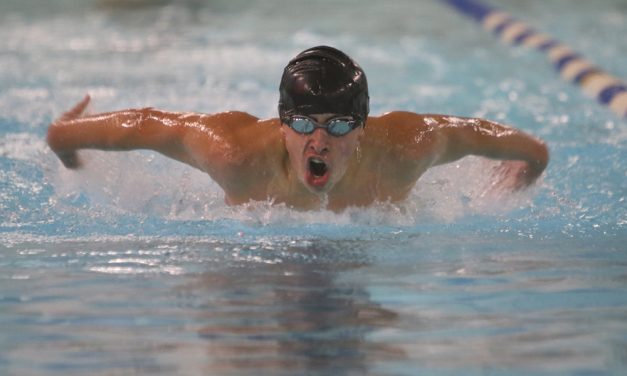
[48,142,83,170]
[59,94,91,121]
[55,151,82,169]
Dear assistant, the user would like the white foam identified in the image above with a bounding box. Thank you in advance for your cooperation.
[45,147,533,227]
[0,133,47,161]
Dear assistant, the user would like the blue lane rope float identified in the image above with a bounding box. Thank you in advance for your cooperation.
[443,0,627,119]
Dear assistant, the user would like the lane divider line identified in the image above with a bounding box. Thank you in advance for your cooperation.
[443,0,627,118]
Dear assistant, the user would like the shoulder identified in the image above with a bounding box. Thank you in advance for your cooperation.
[172,110,281,167]
[364,111,441,145]
[207,114,283,167]
[205,111,260,125]
[367,111,424,125]
[167,110,269,143]
[172,110,261,129]
[362,111,447,161]
[145,109,260,126]
[365,111,443,135]
[368,111,461,128]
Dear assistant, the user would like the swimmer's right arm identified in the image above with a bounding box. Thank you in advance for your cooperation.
[46,95,252,172]
[48,95,198,168]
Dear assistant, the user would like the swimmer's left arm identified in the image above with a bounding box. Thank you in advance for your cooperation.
[431,115,549,188]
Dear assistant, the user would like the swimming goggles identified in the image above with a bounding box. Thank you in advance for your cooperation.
[286,115,361,137]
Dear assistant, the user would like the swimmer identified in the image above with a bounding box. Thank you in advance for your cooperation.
[47,46,548,211]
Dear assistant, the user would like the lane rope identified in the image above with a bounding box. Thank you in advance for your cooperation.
[444,0,627,118]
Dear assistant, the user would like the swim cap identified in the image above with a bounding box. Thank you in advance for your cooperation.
[278,46,369,124]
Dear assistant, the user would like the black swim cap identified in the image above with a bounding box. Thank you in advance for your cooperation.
[278,46,369,124]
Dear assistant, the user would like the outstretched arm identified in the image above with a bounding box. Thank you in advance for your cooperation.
[48,95,187,168]
[431,115,549,189]
[46,95,258,173]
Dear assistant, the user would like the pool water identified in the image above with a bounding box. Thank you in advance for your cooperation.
[1,0,626,375]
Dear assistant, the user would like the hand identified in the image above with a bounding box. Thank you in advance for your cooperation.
[55,150,82,169]
[47,95,91,168]
[59,94,91,122]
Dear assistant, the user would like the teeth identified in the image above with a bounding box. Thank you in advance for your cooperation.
[309,158,328,177]
[309,158,326,167]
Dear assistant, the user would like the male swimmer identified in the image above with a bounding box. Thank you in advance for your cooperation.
[47,46,548,211]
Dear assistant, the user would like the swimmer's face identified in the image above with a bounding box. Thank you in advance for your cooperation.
[281,113,364,194]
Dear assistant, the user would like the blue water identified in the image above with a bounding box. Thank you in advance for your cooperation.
[1,0,626,375]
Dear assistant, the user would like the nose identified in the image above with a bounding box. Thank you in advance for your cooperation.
[308,128,330,155]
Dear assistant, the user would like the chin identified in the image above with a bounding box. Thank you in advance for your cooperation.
[303,169,334,194]
[302,177,331,194]
[306,183,333,195]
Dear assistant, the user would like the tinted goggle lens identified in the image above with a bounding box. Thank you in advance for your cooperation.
[288,116,358,136]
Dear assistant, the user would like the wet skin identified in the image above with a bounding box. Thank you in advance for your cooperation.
[47,96,549,211]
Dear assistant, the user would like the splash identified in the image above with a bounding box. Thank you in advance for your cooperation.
[45,148,535,228]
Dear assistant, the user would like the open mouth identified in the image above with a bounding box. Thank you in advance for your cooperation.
[309,158,328,177]
[306,157,330,189]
